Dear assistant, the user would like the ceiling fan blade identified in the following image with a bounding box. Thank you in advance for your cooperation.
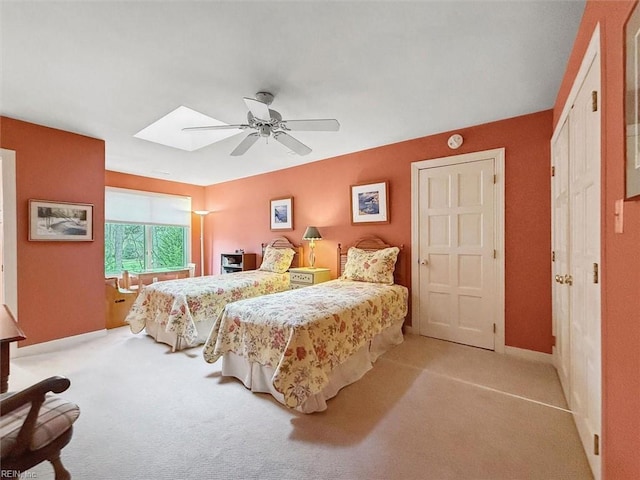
[280,119,340,132]
[182,124,248,132]
[244,97,271,121]
[273,131,312,156]
[230,132,260,156]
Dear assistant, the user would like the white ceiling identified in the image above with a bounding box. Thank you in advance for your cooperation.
[1,1,585,186]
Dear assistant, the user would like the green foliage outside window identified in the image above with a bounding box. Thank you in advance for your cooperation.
[105,223,187,275]
[151,226,186,269]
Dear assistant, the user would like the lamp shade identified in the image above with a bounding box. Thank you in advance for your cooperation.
[302,226,322,240]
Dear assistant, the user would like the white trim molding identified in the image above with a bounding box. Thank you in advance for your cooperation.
[11,329,107,358]
[505,346,554,364]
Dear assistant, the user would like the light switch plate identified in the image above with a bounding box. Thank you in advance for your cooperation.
[614,199,624,233]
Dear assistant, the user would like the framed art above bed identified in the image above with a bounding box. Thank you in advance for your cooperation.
[350,181,389,224]
[270,197,293,231]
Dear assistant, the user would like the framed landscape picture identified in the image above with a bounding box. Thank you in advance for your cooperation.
[350,181,389,225]
[626,2,640,199]
[29,199,94,241]
[270,197,293,231]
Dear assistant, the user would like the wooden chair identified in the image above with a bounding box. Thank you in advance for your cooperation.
[0,376,79,480]
[105,277,137,329]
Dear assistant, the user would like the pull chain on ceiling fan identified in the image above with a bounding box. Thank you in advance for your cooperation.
[182,92,340,156]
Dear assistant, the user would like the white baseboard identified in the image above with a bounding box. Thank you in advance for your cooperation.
[504,345,554,364]
[11,329,107,358]
[397,328,553,364]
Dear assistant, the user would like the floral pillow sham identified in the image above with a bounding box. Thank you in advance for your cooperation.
[342,246,399,285]
[259,246,295,274]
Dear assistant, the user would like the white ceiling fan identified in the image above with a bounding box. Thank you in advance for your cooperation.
[182,92,340,156]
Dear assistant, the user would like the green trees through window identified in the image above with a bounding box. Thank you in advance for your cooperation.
[105,223,187,275]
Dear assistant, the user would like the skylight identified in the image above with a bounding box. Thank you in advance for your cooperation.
[133,106,242,151]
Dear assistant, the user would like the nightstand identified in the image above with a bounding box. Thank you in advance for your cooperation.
[288,267,331,289]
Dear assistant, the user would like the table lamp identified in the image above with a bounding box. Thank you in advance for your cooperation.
[302,226,322,268]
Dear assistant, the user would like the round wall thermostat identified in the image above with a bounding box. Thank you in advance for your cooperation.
[447,134,463,149]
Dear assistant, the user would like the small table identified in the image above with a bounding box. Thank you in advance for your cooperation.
[0,305,26,393]
[289,267,331,289]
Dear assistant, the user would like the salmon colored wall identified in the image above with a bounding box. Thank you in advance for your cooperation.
[206,110,553,353]
[1,117,105,346]
[554,1,640,477]
[105,171,207,275]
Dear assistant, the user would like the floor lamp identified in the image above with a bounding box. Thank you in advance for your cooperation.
[194,210,210,276]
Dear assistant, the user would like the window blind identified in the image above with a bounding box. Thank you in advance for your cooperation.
[105,187,191,227]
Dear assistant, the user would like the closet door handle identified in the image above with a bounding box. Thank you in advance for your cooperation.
[555,275,565,284]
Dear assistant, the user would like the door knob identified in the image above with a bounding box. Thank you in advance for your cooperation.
[420,260,428,265]
[555,275,565,284]
[564,274,573,286]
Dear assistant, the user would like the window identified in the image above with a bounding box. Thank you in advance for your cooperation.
[105,188,191,275]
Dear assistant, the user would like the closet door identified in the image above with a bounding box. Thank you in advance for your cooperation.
[568,53,601,479]
[551,118,571,400]
[552,50,601,480]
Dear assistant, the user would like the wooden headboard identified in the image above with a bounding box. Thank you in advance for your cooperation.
[337,236,405,285]
[261,236,304,269]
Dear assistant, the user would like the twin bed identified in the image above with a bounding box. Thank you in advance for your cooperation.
[127,235,408,412]
[126,237,302,351]
[203,237,408,413]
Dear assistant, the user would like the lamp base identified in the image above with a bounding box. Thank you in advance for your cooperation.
[308,246,316,269]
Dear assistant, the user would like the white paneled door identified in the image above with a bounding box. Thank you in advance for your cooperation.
[552,118,571,398]
[415,157,497,349]
[551,45,601,479]
[569,52,601,479]
[0,149,17,318]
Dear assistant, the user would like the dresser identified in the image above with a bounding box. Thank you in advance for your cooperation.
[288,267,331,289]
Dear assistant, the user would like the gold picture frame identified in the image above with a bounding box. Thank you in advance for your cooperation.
[270,197,293,231]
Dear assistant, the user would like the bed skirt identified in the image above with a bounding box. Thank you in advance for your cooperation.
[220,318,404,413]
[144,317,216,351]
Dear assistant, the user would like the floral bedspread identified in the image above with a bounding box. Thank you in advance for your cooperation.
[203,279,408,408]
[126,271,289,346]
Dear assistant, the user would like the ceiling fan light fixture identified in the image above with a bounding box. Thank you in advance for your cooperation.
[255,91,274,105]
[183,92,339,156]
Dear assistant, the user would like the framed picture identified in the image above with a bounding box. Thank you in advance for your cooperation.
[29,199,94,241]
[350,181,389,225]
[270,197,293,231]
[625,2,640,199]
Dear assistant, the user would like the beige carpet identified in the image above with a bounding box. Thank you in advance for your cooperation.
[8,328,593,479]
